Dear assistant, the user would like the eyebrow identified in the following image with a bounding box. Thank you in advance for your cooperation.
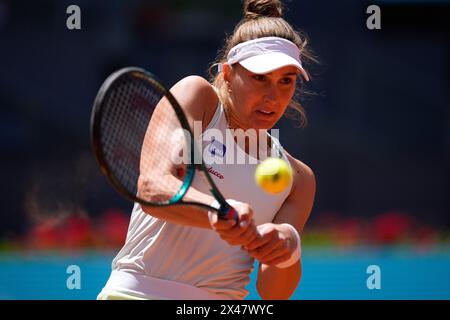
[261,72,298,76]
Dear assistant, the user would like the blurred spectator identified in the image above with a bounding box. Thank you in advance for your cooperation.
[372,210,413,245]
[94,208,129,249]
[27,210,92,250]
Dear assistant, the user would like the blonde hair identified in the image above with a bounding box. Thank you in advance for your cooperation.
[210,0,316,127]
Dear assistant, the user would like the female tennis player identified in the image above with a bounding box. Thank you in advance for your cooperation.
[98,0,316,300]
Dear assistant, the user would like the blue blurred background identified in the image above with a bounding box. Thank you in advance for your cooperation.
[0,0,449,299]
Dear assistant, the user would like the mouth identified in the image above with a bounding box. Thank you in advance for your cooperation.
[256,109,276,117]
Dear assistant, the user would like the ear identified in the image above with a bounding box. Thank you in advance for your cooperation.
[222,63,232,82]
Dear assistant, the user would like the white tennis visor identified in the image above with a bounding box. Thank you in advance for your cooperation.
[227,36,309,81]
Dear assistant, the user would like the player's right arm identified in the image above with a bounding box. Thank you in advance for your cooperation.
[137,76,217,228]
[137,76,257,246]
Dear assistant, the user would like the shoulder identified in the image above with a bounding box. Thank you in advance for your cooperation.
[272,152,316,231]
[171,75,216,98]
[285,153,316,200]
[169,76,218,125]
[283,153,316,231]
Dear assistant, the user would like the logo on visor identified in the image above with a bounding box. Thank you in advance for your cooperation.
[208,137,226,158]
[229,49,238,59]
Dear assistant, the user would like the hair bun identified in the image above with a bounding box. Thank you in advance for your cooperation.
[243,0,284,19]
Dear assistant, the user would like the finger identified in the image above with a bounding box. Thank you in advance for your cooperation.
[260,240,297,266]
[208,211,218,228]
[236,208,253,226]
[263,252,296,267]
[240,226,259,247]
[215,230,238,244]
[223,239,241,246]
[229,225,258,249]
[242,234,265,251]
[216,219,258,248]
[259,242,290,262]
[239,219,249,229]
[244,231,273,251]
[220,230,251,245]
[236,213,251,229]
[252,244,288,264]
[249,238,284,260]
[217,226,246,240]
[219,219,254,238]
[218,234,243,246]
[212,218,237,231]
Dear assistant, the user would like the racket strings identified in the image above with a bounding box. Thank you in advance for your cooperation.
[99,75,187,204]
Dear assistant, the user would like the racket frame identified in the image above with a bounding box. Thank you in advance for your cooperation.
[91,67,234,218]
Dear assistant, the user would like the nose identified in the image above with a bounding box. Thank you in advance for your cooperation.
[263,83,277,104]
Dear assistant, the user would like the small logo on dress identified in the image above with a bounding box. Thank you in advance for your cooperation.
[208,137,226,158]
[206,166,224,179]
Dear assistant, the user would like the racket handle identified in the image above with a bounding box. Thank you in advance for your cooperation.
[222,206,239,222]
[211,199,239,222]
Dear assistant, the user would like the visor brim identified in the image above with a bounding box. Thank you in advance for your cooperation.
[239,52,310,81]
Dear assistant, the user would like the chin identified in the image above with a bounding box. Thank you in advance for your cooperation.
[253,121,276,131]
[251,113,280,130]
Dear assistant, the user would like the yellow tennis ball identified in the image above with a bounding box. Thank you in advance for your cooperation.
[255,158,292,194]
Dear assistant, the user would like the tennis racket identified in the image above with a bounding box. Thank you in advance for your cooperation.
[90,66,238,221]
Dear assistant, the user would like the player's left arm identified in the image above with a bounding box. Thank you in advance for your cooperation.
[252,154,316,299]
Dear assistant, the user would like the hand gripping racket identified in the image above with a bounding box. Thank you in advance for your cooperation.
[90,67,238,221]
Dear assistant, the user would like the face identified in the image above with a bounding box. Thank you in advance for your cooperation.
[223,63,298,130]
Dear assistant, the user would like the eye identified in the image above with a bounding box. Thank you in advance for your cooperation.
[281,75,299,85]
[280,77,293,85]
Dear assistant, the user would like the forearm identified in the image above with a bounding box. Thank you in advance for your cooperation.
[143,204,211,229]
[140,174,216,229]
[256,261,301,300]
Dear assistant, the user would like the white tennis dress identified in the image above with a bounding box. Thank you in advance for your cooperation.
[98,102,293,300]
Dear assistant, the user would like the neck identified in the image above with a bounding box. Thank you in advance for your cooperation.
[222,102,274,160]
